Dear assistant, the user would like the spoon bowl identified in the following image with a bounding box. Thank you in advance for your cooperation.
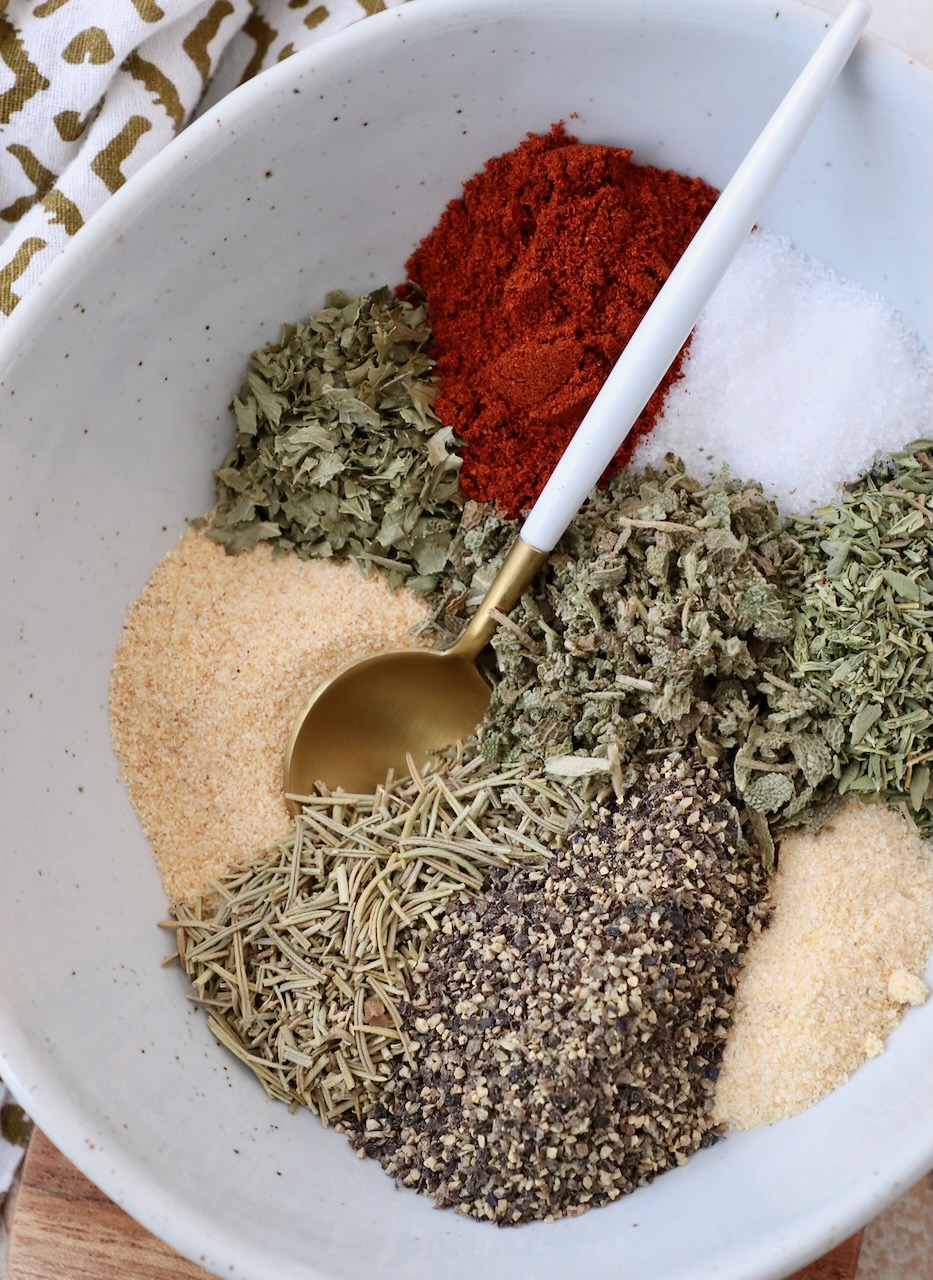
[285,538,549,801]
[284,648,492,801]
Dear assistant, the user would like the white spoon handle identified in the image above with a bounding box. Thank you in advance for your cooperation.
[519,0,871,554]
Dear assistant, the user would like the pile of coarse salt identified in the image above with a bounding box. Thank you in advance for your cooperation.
[633,230,933,514]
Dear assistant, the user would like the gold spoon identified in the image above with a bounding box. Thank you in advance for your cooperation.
[284,0,870,805]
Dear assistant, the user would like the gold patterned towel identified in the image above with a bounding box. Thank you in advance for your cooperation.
[0,0,401,320]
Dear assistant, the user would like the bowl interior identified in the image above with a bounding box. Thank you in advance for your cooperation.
[0,3,931,1279]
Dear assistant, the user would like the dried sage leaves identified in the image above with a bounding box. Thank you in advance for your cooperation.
[427,460,809,847]
[207,288,462,593]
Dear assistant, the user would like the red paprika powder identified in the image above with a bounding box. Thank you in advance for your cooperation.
[405,123,719,516]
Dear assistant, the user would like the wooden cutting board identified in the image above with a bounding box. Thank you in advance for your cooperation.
[6,1131,211,1280]
[7,1129,863,1280]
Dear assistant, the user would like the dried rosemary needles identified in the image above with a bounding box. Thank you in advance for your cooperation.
[172,756,580,1126]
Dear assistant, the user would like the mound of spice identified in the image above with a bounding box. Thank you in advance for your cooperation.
[351,756,769,1224]
[406,122,719,514]
[784,440,932,831]
[427,444,933,844]
[632,233,933,515]
[208,288,462,593]
[427,457,811,845]
[110,526,429,903]
[714,798,933,1129]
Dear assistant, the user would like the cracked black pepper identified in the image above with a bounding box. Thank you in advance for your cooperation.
[349,755,770,1224]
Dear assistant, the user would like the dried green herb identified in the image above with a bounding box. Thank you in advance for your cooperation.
[425,459,809,847]
[784,440,932,832]
[172,755,580,1125]
[207,288,462,593]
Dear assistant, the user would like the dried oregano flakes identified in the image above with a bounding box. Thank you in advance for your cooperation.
[785,440,933,831]
[207,288,463,593]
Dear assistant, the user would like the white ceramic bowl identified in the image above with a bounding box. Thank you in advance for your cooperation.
[1,2,931,1277]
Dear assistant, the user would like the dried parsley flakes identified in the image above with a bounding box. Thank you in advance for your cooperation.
[785,440,932,832]
[208,288,462,593]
